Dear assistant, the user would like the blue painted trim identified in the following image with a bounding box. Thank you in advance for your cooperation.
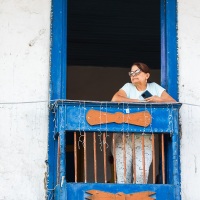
[160,0,167,89]
[50,0,67,100]
[161,0,178,101]
[172,110,181,200]
[166,0,178,101]
[48,0,67,196]
[66,183,175,200]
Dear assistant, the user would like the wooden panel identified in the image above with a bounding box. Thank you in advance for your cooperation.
[65,183,174,200]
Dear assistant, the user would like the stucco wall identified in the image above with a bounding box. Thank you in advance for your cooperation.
[0,1,51,199]
[178,0,200,199]
[1,0,200,199]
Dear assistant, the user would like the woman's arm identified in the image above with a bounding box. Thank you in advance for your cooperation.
[111,89,140,102]
[145,91,176,103]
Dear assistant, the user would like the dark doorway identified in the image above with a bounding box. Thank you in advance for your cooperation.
[67,0,160,101]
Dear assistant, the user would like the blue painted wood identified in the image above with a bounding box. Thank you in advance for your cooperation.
[161,0,178,101]
[66,183,174,200]
[166,0,178,101]
[52,100,182,200]
[160,0,167,89]
[50,1,180,199]
[48,0,67,196]
[54,100,181,134]
[171,110,181,200]
[50,0,67,100]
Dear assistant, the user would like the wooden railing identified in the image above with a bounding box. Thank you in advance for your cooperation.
[52,100,182,200]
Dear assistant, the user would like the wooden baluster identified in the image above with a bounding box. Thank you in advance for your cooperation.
[93,132,97,183]
[84,132,87,183]
[122,133,126,183]
[112,134,117,183]
[132,133,136,183]
[74,132,77,183]
[161,134,165,184]
[142,135,146,184]
[152,134,156,184]
[103,132,107,183]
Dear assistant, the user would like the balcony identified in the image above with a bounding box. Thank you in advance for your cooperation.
[51,100,181,200]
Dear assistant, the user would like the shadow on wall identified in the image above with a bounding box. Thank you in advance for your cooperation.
[67,66,161,101]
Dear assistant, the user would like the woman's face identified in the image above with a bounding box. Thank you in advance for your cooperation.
[130,65,150,85]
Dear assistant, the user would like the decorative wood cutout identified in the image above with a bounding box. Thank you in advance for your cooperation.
[86,110,152,127]
[86,190,155,200]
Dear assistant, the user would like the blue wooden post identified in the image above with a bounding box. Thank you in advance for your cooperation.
[171,108,181,200]
[161,0,178,101]
[54,105,67,200]
[48,0,67,197]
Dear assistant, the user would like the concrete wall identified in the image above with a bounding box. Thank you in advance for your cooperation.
[178,0,200,199]
[0,1,51,199]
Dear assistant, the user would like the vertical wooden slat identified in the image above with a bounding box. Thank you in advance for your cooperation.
[84,132,87,183]
[57,136,60,184]
[112,133,116,183]
[122,133,126,183]
[132,133,136,183]
[103,132,107,183]
[74,132,77,183]
[161,134,166,184]
[93,132,97,183]
[152,134,156,184]
[142,135,146,184]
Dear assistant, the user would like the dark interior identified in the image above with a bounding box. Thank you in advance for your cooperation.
[67,0,160,101]
[67,0,160,69]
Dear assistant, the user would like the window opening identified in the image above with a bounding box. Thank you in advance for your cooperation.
[66,0,161,184]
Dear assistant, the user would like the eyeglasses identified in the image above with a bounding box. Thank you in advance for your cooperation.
[128,69,141,77]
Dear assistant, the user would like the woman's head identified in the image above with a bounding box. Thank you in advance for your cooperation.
[129,62,150,85]
[131,62,150,74]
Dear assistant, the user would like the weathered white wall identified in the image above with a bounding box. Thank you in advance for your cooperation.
[0,1,51,199]
[178,0,200,199]
[1,0,200,199]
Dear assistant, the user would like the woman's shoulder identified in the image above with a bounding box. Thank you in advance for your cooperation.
[122,82,133,88]
[121,82,136,93]
[148,82,165,96]
[122,82,137,89]
[148,82,162,88]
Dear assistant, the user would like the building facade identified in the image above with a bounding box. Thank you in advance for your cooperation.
[0,0,199,199]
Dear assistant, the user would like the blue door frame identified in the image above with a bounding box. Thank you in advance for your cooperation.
[48,0,179,198]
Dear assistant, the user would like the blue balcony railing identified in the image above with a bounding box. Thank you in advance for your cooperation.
[51,100,182,200]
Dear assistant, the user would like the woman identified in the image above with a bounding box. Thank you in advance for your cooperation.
[111,62,176,184]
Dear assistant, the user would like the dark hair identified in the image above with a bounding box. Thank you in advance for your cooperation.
[132,62,150,74]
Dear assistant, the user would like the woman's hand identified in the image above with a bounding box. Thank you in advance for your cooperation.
[145,95,161,102]
[145,91,176,103]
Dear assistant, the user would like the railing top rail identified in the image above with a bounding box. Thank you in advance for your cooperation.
[51,100,181,134]
[52,99,182,109]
